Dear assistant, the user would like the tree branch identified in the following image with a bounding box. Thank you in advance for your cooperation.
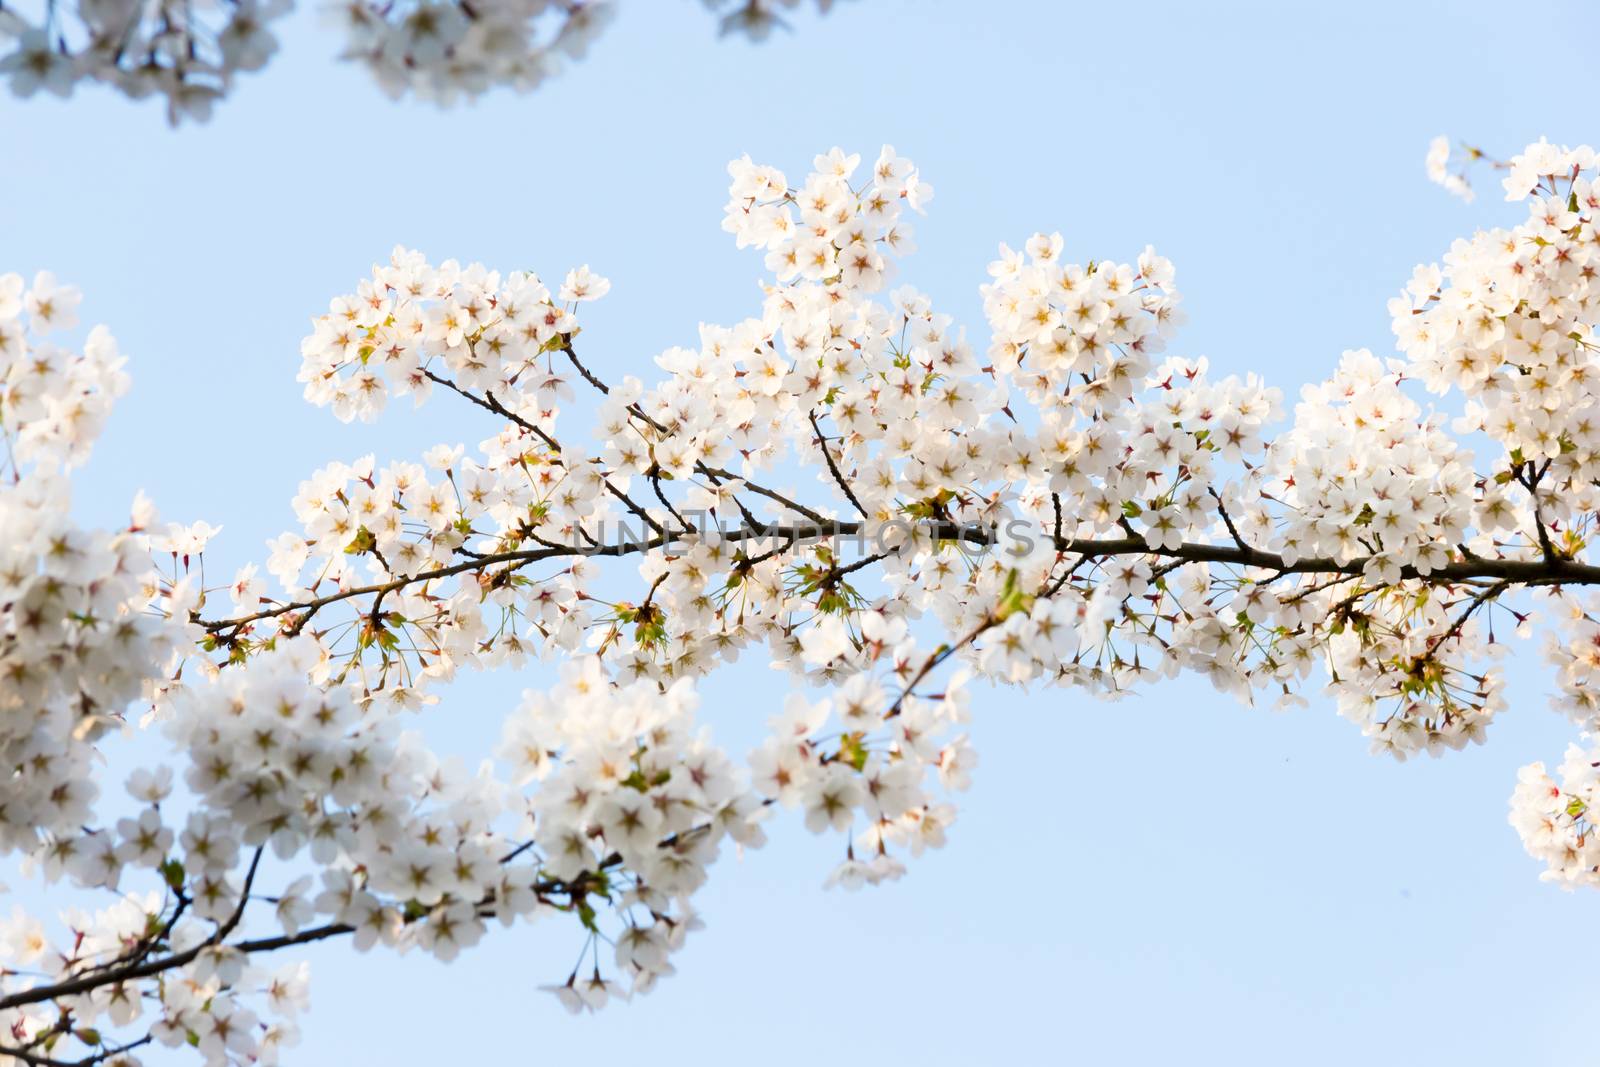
[199,522,1600,637]
[806,409,869,519]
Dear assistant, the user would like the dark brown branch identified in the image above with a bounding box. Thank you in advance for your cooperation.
[200,519,1600,637]
[1428,579,1511,653]
[1514,460,1561,563]
[423,367,666,537]
[884,612,1000,719]
[556,341,831,525]
[559,340,612,397]
[1208,488,1252,553]
[0,1034,152,1067]
[807,409,869,519]
[0,826,685,1015]
[0,850,261,1014]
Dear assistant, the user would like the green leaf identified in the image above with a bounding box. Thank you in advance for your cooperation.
[995,567,1031,621]
[160,858,185,891]
[839,733,868,772]
[344,526,376,555]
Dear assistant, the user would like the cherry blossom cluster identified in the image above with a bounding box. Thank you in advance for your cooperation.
[1509,743,1600,889]
[1256,349,1500,756]
[724,604,980,889]
[499,658,767,1005]
[282,139,1589,817]
[1,0,853,121]
[8,138,1600,1058]
[230,141,1600,985]
[0,273,180,857]
[0,882,308,1065]
[296,246,593,425]
[0,642,764,1059]
[0,0,290,123]
[1413,137,1600,880]
[327,0,854,105]
[1402,140,1600,478]
[3,270,115,467]
[326,0,612,105]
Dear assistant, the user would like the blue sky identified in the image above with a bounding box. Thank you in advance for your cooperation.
[4,1,1597,1063]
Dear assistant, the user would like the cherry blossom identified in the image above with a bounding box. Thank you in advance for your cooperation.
[4,137,1600,1061]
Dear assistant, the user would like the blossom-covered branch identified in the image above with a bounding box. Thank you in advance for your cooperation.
[3,135,1600,1064]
